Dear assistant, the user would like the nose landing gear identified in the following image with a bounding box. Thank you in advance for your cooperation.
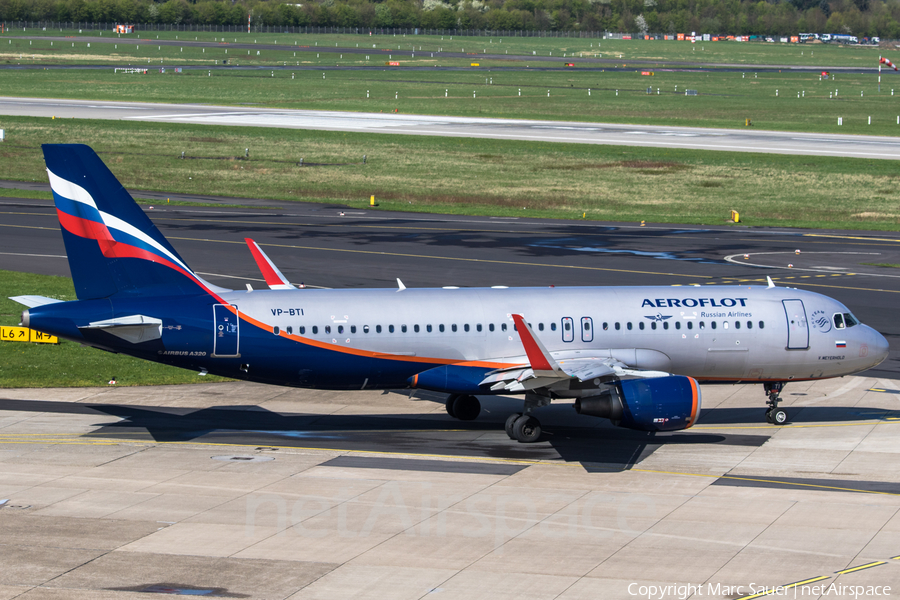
[764,382,788,425]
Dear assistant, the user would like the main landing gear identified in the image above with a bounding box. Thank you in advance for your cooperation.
[444,393,547,443]
[445,394,481,421]
[504,393,550,444]
[764,382,788,425]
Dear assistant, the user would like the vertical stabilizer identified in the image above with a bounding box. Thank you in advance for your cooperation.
[42,144,219,299]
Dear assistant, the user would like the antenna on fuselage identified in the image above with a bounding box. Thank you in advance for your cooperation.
[396,278,407,291]
[767,276,776,288]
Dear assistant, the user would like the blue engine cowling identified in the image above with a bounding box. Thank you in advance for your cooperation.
[574,375,701,432]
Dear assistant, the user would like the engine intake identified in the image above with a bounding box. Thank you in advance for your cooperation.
[575,375,701,432]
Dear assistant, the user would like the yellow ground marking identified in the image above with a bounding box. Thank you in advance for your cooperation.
[735,576,831,600]
[632,468,900,496]
[835,561,886,574]
[692,418,899,431]
[167,235,710,279]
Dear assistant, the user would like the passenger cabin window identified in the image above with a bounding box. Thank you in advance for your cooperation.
[451,324,457,332]
[489,324,495,332]
[663,322,669,330]
[286,326,292,334]
[675,322,681,330]
[538,323,544,331]
[402,325,407,333]
[711,322,717,330]
[603,322,608,331]
[501,323,508,332]
[389,325,395,333]
[639,322,645,330]
[476,324,482,332]
[325,325,331,334]
[273,326,280,335]
[651,322,657,330]
[627,322,633,331]
[551,323,557,331]
[699,322,705,329]
[759,321,765,329]
[687,322,693,330]
[363,325,370,334]
[615,322,621,331]
[351,325,357,334]
[312,326,318,334]
[299,326,306,334]
[747,321,752,329]
[376,325,382,333]
[735,321,740,330]
[465,324,470,332]
[439,324,445,333]
[337,325,344,334]
[427,325,433,332]
[414,325,420,333]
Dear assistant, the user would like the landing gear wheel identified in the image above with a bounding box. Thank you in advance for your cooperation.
[763,382,786,425]
[452,395,481,421]
[505,413,522,439]
[445,394,460,419]
[771,408,788,425]
[512,415,542,443]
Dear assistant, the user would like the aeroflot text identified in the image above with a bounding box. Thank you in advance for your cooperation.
[641,298,749,308]
[627,582,891,599]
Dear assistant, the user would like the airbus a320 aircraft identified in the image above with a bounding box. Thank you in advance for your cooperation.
[12,145,889,443]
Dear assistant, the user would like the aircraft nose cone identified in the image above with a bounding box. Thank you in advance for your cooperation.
[872,329,890,365]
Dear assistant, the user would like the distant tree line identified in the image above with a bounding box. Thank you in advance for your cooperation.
[2,0,898,38]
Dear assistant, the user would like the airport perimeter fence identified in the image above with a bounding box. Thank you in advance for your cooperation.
[4,22,616,38]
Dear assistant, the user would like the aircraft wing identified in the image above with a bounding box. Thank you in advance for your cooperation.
[245,238,295,290]
[480,314,670,393]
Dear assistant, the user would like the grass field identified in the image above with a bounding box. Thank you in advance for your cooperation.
[2,27,892,68]
[2,63,898,135]
[1,115,898,229]
[0,270,231,388]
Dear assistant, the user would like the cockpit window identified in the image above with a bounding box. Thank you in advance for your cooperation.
[834,312,860,329]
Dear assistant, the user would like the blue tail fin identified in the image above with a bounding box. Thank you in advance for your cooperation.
[43,144,221,300]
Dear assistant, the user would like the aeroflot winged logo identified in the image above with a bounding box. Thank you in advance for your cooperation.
[645,313,673,322]
[642,297,749,308]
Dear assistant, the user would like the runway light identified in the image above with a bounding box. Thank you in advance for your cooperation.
[795,249,801,254]
[744,254,749,259]
[788,264,793,268]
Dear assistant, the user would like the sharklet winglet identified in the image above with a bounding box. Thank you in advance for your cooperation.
[245,238,295,290]
[511,314,568,378]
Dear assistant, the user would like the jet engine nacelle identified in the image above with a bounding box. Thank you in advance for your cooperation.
[574,375,701,432]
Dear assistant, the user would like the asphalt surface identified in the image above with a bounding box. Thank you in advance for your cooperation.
[4,96,900,159]
[2,194,899,380]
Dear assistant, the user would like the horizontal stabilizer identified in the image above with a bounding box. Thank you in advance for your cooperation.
[9,295,63,308]
[79,314,162,344]
[245,238,295,290]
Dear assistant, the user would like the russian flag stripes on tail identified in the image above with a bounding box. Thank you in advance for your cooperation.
[42,144,226,300]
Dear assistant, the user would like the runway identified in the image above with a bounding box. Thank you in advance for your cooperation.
[1,194,899,379]
[3,96,900,159]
